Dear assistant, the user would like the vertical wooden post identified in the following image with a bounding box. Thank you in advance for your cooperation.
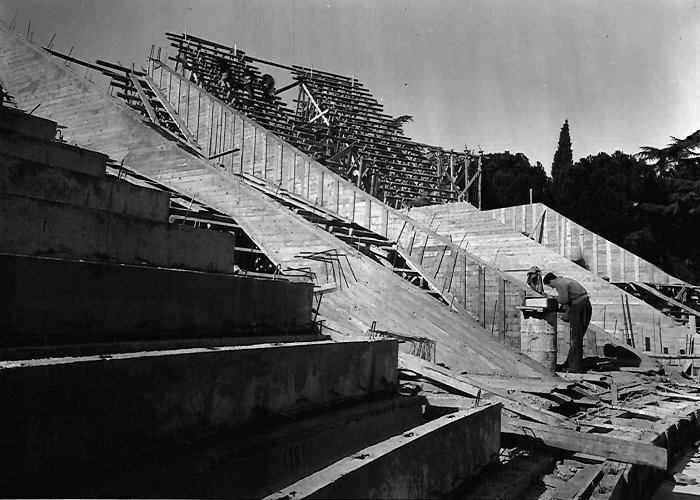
[196,91,201,142]
[366,197,372,229]
[477,155,482,210]
[239,122,245,174]
[278,143,284,184]
[185,81,191,130]
[357,158,363,188]
[351,190,356,222]
[497,278,506,341]
[690,316,697,354]
[381,207,388,238]
[336,179,340,214]
[251,126,257,176]
[319,170,325,206]
[449,150,455,196]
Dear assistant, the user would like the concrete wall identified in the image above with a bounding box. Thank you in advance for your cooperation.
[0,124,107,177]
[0,253,313,342]
[269,403,501,499]
[128,397,424,499]
[0,340,398,493]
[0,192,236,273]
[0,106,57,140]
[0,155,170,221]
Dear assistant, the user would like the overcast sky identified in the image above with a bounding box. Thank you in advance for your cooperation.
[1,0,698,172]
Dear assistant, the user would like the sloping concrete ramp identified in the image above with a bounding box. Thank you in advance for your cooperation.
[409,202,689,355]
[0,23,545,377]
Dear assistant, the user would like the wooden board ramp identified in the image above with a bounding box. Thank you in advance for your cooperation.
[0,22,548,378]
[409,202,689,358]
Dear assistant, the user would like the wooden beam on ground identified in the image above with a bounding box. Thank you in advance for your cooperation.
[502,416,668,470]
[465,374,572,393]
[399,354,565,426]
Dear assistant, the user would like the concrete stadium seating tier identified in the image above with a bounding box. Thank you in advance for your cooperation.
[0,23,547,377]
[0,339,404,496]
[0,94,314,347]
[410,202,689,356]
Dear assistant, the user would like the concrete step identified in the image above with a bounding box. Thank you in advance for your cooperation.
[0,252,313,341]
[0,338,395,496]
[90,396,423,498]
[0,191,236,273]
[0,125,107,177]
[0,155,170,221]
[0,106,57,140]
[269,404,501,500]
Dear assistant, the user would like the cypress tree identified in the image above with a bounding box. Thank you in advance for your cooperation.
[551,119,573,181]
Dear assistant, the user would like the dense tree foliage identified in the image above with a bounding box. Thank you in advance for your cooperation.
[480,152,550,210]
[553,151,651,242]
[551,119,573,182]
[632,129,700,281]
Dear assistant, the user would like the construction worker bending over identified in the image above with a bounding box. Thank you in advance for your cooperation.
[543,272,592,373]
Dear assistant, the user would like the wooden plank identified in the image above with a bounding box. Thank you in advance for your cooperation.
[142,74,199,148]
[465,374,572,393]
[399,354,565,426]
[589,461,629,500]
[634,281,700,318]
[502,416,668,469]
[551,463,604,500]
[129,74,159,124]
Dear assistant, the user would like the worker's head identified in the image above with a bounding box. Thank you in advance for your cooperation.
[543,272,557,286]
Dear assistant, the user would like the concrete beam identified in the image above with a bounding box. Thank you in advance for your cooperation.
[0,340,398,494]
[0,126,106,177]
[0,155,170,221]
[0,253,313,341]
[95,396,424,498]
[0,192,235,273]
[0,106,57,140]
[268,403,501,499]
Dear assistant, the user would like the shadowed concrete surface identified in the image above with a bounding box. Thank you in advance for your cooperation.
[0,340,400,497]
[0,253,314,343]
[268,404,501,500]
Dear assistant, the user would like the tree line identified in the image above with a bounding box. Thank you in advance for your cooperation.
[478,120,700,283]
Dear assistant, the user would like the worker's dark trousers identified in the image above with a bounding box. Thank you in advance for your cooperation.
[566,297,592,373]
